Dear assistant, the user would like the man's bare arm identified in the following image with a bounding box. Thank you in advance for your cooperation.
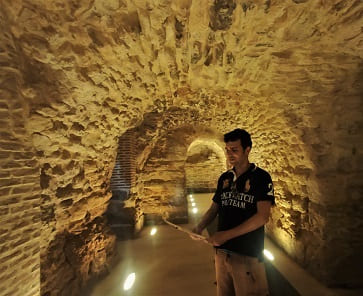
[207,201,272,246]
[193,202,219,234]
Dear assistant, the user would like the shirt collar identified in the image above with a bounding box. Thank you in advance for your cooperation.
[228,163,256,182]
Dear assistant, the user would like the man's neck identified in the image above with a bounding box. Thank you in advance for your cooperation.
[234,161,250,178]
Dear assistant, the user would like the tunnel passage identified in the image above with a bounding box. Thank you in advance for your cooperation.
[0,0,362,295]
[185,138,227,194]
[135,125,225,224]
[184,138,227,232]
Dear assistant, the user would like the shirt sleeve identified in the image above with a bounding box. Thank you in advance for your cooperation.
[255,171,275,205]
[212,174,225,205]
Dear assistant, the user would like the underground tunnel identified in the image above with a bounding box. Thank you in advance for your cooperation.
[0,0,362,295]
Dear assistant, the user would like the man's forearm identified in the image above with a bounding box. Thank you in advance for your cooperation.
[208,201,272,246]
[207,213,267,246]
[197,203,218,231]
[198,210,216,230]
[225,213,267,240]
[225,200,271,240]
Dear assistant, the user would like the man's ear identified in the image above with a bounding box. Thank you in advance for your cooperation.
[245,146,251,154]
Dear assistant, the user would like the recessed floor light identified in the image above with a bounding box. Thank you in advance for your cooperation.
[150,227,157,236]
[263,249,274,261]
[123,272,136,291]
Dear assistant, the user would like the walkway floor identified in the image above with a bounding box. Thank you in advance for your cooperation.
[82,192,363,296]
[87,223,216,296]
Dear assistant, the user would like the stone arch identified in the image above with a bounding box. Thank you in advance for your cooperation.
[136,124,226,223]
[185,138,227,193]
[184,137,226,233]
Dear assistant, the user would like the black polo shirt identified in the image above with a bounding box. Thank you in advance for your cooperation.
[212,163,275,260]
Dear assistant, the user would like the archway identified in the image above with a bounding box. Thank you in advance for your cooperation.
[184,138,226,232]
[185,138,227,193]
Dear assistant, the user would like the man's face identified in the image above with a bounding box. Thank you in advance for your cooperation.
[225,140,250,167]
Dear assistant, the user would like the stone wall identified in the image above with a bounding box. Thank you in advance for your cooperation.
[0,10,41,296]
[0,0,362,293]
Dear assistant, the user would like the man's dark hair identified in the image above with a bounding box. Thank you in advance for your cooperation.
[224,129,252,150]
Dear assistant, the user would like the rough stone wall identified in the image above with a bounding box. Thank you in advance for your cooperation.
[0,10,41,296]
[0,0,362,293]
[0,2,140,295]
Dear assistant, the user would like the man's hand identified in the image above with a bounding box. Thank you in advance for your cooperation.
[192,225,203,235]
[207,231,229,246]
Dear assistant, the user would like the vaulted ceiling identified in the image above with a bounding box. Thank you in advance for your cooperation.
[1,0,362,295]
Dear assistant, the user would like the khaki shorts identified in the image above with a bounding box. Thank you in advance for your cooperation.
[215,249,269,296]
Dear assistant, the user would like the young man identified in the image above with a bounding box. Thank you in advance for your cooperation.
[193,129,275,296]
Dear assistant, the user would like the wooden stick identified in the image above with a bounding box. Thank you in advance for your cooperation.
[161,217,211,245]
